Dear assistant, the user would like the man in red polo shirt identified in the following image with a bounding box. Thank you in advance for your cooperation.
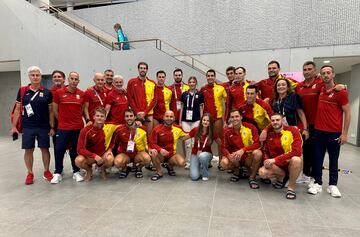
[105,75,128,125]
[103,69,114,94]
[75,107,114,181]
[149,110,189,181]
[84,72,107,124]
[153,70,173,127]
[51,71,85,184]
[126,62,156,134]
[169,68,189,123]
[307,65,350,198]
[256,60,297,103]
[296,61,346,184]
[49,70,66,148]
[259,113,303,200]
[49,70,65,95]
[225,66,250,122]
[220,109,263,189]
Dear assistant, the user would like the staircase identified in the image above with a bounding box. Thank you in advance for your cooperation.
[37,1,227,80]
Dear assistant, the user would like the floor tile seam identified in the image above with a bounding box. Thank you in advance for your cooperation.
[346,194,360,208]
[302,196,332,229]
[206,176,218,237]
[141,180,181,237]
[79,180,143,235]
[18,190,88,235]
[257,190,273,237]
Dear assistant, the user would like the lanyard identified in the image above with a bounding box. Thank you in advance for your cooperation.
[197,136,209,151]
[30,91,40,101]
[186,91,196,109]
[276,99,285,116]
[173,83,184,100]
[93,88,104,106]
[129,128,137,141]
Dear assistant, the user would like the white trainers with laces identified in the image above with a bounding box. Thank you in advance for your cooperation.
[72,171,84,182]
[327,185,342,198]
[308,177,315,189]
[202,177,209,181]
[50,173,63,184]
[308,183,322,195]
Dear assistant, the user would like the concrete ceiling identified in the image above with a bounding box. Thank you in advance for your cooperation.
[50,0,136,7]
[314,56,360,74]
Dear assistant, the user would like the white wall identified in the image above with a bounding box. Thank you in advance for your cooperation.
[348,64,360,145]
[0,0,206,89]
[72,0,360,55]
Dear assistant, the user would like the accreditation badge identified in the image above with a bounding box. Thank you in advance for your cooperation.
[186,110,193,120]
[176,101,182,111]
[126,140,135,153]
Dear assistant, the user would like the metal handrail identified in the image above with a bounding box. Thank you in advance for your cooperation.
[38,2,226,78]
[115,39,226,78]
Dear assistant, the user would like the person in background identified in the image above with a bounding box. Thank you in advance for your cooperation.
[114,23,129,50]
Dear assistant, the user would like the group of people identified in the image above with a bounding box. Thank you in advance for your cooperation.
[11,60,350,200]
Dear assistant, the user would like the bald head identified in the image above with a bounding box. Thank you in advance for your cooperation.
[164,110,175,126]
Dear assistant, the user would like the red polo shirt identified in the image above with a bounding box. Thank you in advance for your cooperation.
[256,75,297,101]
[315,86,349,133]
[105,89,128,124]
[84,86,107,120]
[295,76,323,125]
[53,87,85,130]
[103,84,114,94]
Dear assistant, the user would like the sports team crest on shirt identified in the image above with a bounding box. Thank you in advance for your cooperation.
[283,135,288,141]
[329,93,334,98]
[312,84,317,89]
[195,95,198,98]
[76,94,80,99]
[63,94,67,98]
[40,92,43,97]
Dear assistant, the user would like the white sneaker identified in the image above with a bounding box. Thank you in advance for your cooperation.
[308,178,315,188]
[327,185,342,198]
[296,173,311,184]
[185,162,190,170]
[202,177,209,181]
[50,173,62,184]
[72,172,84,182]
[308,183,322,195]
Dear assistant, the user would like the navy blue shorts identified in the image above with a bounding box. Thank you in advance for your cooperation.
[22,128,50,149]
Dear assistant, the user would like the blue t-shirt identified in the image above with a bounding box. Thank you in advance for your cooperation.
[16,87,52,129]
[180,90,204,122]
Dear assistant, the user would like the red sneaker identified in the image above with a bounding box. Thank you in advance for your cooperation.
[25,173,34,185]
[43,170,53,182]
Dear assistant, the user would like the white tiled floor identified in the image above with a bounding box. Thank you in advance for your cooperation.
[0,137,359,237]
